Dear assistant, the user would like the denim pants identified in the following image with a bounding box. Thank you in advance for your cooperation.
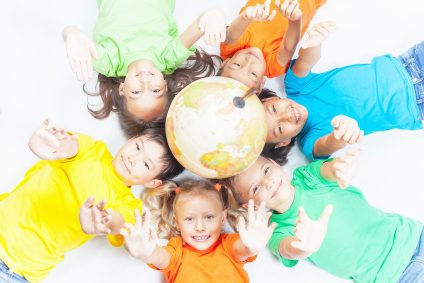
[398,229,424,283]
[0,260,30,283]
[398,41,424,120]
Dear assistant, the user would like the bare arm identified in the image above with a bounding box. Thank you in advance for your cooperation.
[276,0,302,67]
[180,8,226,47]
[313,115,363,159]
[292,21,336,77]
[225,0,277,45]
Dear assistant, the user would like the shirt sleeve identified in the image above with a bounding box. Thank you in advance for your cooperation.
[222,234,257,264]
[160,38,195,75]
[148,237,182,272]
[284,60,317,94]
[92,44,113,76]
[106,195,142,247]
[292,159,334,190]
[267,224,298,267]
[53,133,97,165]
[220,30,250,60]
[298,129,330,161]
[265,52,290,78]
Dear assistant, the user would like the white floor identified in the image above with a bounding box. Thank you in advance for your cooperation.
[1,0,424,282]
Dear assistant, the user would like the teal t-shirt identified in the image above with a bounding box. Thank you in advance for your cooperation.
[93,0,195,77]
[285,55,422,160]
[268,160,423,283]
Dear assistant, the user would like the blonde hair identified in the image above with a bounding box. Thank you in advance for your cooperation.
[142,178,246,239]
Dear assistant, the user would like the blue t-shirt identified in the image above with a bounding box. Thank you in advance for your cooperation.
[285,55,422,160]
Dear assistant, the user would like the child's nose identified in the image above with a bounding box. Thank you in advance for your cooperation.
[195,220,205,232]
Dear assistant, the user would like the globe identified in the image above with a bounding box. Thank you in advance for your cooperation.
[165,76,267,179]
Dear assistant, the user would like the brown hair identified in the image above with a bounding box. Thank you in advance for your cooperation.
[142,178,245,239]
[83,48,222,137]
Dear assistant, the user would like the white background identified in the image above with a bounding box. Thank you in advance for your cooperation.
[1,0,424,282]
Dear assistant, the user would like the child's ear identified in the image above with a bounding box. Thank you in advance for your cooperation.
[274,139,291,148]
[221,209,227,226]
[119,83,125,97]
[144,179,162,188]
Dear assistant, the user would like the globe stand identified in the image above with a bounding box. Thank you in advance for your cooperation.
[233,87,258,108]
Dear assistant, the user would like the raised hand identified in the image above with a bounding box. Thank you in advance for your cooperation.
[331,147,361,188]
[331,115,363,145]
[238,200,277,255]
[63,26,98,83]
[302,21,337,49]
[28,119,78,160]
[121,210,158,261]
[198,8,227,45]
[276,0,302,21]
[242,0,277,22]
[291,205,333,253]
[79,196,112,235]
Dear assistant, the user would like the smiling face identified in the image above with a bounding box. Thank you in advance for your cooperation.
[233,156,295,213]
[221,47,266,89]
[262,97,308,144]
[112,135,165,187]
[174,193,226,251]
[120,59,168,121]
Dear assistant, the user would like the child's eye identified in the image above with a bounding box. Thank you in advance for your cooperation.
[205,214,215,220]
[251,72,257,77]
[264,167,270,175]
[132,91,141,95]
[144,161,150,170]
[278,125,283,135]
[136,143,140,151]
[253,186,259,194]
[272,105,277,113]
[233,63,241,67]
[184,217,193,222]
[153,89,161,93]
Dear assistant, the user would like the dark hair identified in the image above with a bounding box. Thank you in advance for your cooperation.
[142,178,245,238]
[83,48,222,137]
[139,127,184,180]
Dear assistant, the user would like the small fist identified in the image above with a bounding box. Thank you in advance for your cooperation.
[302,21,337,49]
[331,115,363,144]
[276,0,302,21]
[198,8,227,45]
[331,147,361,189]
[242,0,277,22]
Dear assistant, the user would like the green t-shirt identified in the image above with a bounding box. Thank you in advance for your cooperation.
[93,0,195,77]
[268,160,423,283]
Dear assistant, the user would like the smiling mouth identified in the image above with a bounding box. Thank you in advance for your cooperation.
[272,179,282,198]
[192,235,211,242]
[136,71,154,77]
[120,155,131,174]
[290,106,301,124]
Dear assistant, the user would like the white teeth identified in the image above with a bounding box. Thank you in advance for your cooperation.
[193,235,209,241]
[292,107,300,123]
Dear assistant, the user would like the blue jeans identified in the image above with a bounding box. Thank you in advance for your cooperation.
[398,41,424,120]
[398,229,424,283]
[0,260,30,283]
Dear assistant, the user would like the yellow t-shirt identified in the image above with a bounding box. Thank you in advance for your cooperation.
[0,134,142,283]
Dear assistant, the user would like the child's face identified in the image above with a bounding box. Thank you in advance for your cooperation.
[112,135,165,187]
[262,97,308,144]
[175,193,226,251]
[120,60,168,121]
[233,156,294,213]
[221,47,266,89]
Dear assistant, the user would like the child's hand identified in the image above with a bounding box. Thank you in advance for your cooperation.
[331,147,361,189]
[79,196,112,235]
[198,8,227,45]
[238,200,277,255]
[242,0,277,22]
[276,0,302,22]
[291,205,333,253]
[63,26,98,83]
[28,119,78,160]
[302,21,337,49]
[121,210,158,261]
[331,115,364,144]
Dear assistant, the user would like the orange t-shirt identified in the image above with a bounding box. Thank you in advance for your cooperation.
[149,234,256,283]
[220,0,326,78]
